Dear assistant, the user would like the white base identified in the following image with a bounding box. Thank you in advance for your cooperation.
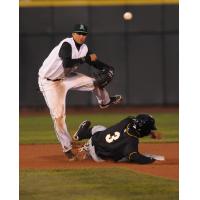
[144,153,165,161]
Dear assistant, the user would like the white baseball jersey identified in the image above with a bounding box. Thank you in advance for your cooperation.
[38,37,88,80]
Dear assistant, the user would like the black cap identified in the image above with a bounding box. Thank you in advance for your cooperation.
[73,24,88,34]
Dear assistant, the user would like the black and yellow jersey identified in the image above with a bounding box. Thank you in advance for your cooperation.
[92,116,155,164]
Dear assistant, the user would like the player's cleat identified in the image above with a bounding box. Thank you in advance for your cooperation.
[73,120,91,141]
[99,95,123,109]
[64,150,76,161]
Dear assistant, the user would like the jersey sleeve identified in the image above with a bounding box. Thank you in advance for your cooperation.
[128,152,155,164]
[87,59,113,71]
[123,139,155,164]
[58,42,85,68]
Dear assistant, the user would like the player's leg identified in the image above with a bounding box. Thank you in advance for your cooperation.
[93,87,123,108]
[75,124,106,161]
[78,139,104,162]
[64,72,110,105]
[65,73,122,108]
[38,77,75,160]
[74,122,107,141]
[91,125,107,134]
[73,120,92,141]
[64,72,95,91]
[93,87,110,105]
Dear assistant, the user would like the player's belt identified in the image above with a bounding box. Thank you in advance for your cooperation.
[46,78,62,82]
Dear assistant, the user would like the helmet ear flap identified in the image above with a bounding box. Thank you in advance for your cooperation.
[126,120,136,135]
[129,119,142,138]
[126,119,140,137]
[137,121,143,128]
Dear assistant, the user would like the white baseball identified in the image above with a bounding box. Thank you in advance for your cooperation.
[123,12,133,21]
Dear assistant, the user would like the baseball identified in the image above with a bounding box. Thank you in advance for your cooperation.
[123,12,133,21]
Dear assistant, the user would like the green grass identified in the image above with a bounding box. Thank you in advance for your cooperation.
[19,112,179,144]
[20,113,179,199]
[20,168,178,200]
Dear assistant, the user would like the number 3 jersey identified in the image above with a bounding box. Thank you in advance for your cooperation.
[91,116,155,164]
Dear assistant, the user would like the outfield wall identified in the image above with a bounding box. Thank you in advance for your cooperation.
[19,1,179,106]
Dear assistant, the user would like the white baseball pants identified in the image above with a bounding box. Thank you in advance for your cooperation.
[38,72,110,152]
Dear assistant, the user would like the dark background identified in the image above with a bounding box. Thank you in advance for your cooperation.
[19,5,179,107]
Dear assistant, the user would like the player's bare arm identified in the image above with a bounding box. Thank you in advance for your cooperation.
[89,53,97,61]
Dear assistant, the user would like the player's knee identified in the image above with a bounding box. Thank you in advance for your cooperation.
[54,115,65,125]
[91,125,106,135]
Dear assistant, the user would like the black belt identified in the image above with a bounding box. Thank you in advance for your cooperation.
[46,78,62,82]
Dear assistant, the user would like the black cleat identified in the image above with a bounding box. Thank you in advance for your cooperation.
[99,95,123,109]
[73,120,91,141]
[64,150,76,161]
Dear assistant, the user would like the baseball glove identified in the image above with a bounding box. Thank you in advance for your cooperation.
[93,67,114,88]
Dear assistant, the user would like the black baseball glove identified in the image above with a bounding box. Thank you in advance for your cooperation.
[93,67,114,88]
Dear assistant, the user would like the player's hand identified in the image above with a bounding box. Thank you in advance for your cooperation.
[84,54,97,63]
[89,53,97,61]
[150,131,162,139]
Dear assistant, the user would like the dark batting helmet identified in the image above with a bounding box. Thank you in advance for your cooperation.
[134,114,157,137]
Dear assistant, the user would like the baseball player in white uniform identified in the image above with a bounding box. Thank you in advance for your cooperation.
[38,24,122,161]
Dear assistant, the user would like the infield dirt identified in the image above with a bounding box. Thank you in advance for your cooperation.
[20,143,178,180]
